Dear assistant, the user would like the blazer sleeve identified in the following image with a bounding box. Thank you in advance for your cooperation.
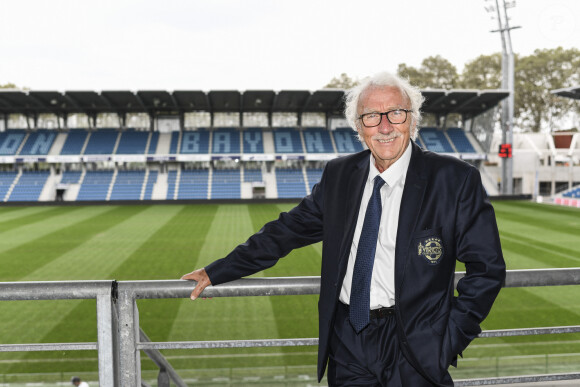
[448,167,506,357]
[205,173,326,286]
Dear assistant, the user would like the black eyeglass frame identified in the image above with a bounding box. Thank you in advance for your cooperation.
[357,109,413,127]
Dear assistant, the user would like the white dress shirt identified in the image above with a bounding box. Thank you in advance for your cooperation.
[339,142,412,309]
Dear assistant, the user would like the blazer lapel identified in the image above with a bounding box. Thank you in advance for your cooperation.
[395,142,427,291]
[337,152,369,273]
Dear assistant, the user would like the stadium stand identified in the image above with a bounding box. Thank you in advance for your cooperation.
[276,168,307,198]
[169,132,180,154]
[273,129,303,154]
[116,129,149,154]
[562,185,580,198]
[306,168,323,192]
[109,170,146,200]
[60,130,89,155]
[60,170,83,184]
[19,130,56,155]
[0,171,18,200]
[212,128,240,154]
[84,129,119,155]
[446,128,476,153]
[244,168,263,183]
[303,128,334,153]
[166,170,178,199]
[147,132,159,154]
[76,170,115,201]
[0,130,26,155]
[332,128,365,153]
[418,127,455,153]
[7,171,49,201]
[211,169,241,199]
[181,130,210,154]
[177,169,209,199]
[142,170,158,200]
[11,88,566,202]
[242,129,264,154]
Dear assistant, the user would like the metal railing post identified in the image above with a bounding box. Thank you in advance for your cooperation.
[117,287,141,386]
[96,291,117,386]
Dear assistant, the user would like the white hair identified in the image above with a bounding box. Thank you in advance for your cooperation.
[344,71,425,140]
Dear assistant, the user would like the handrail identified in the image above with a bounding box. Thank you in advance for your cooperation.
[1,269,580,386]
[0,280,116,386]
[117,269,580,386]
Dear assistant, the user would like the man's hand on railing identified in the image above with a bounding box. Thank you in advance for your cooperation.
[180,268,212,300]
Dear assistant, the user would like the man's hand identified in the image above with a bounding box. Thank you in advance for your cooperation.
[180,268,212,300]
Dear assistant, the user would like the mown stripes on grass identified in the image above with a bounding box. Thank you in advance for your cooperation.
[0,201,579,378]
[1,205,186,373]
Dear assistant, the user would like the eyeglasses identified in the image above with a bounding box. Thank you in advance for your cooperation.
[358,109,412,127]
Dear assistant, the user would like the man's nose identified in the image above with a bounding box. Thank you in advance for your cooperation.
[377,116,394,133]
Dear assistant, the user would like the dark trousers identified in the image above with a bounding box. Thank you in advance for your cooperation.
[327,303,438,387]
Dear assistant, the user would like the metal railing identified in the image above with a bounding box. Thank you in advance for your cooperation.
[0,280,117,386]
[1,269,580,386]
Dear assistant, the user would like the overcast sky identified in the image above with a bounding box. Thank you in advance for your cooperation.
[1,0,578,92]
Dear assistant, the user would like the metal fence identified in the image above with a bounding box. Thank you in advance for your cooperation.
[1,269,580,386]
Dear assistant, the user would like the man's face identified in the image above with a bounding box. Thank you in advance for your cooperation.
[357,86,414,173]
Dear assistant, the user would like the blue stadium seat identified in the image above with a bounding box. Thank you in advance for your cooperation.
[116,129,149,154]
[211,169,241,199]
[0,130,26,155]
[181,130,210,154]
[562,186,580,198]
[244,168,263,182]
[7,171,49,202]
[143,170,158,200]
[60,170,82,184]
[169,132,180,154]
[0,171,19,200]
[419,128,454,153]
[242,129,264,154]
[19,130,56,155]
[276,168,307,198]
[332,128,364,153]
[147,132,159,154]
[447,128,476,153]
[60,130,89,155]
[212,128,240,154]
[303,128,334,153]
[109,170,146,200]
[76,170,114,201]
[84,129,119,155]
[274,129,303,153]
[306,168,324,191]
[166,170,178,199]
[177,170,209,199]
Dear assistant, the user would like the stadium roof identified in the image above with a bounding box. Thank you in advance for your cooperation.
[0,89,508,118]
[551,86,580,100]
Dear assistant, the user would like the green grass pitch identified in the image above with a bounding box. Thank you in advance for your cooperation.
[0,201,579,383]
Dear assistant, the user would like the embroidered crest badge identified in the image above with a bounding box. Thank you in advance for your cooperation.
[417,237,444,264]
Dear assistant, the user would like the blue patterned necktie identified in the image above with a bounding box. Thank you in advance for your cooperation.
[349,175,385,333]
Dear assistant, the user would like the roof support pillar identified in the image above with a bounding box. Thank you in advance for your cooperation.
[118,112,126,129]
[151,113,155,132]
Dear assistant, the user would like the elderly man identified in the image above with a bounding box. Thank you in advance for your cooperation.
[182,71,505,386]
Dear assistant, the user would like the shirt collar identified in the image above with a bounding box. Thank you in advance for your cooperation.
[368,141,412,187]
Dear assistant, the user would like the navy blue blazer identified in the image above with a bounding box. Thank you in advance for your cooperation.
[206,141,505,386]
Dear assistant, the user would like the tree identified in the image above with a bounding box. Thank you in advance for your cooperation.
[397,55,458,89]
[324,73,359,89]
[460,53,502,89]
[514,47,580,132]
[0,82,17,89]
